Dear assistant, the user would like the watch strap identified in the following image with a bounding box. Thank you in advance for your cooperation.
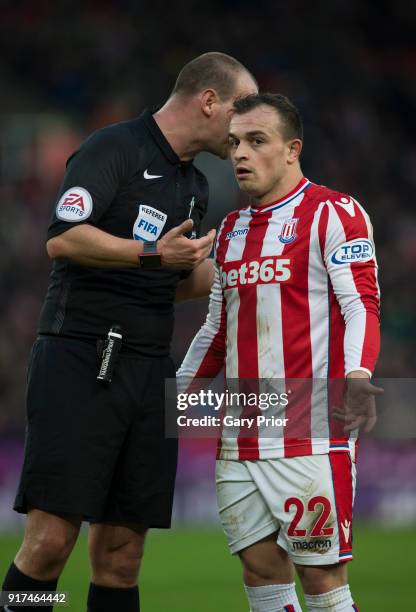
[138,241,162,269]
[143,241,158,255]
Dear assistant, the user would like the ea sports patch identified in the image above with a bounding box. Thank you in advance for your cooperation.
[56,187,93,222]
[133,204,167,241]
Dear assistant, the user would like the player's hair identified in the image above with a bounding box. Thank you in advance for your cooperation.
[232,93,304,141]
[171,52,256,101]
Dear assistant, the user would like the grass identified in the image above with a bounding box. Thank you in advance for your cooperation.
[0,524,414,610]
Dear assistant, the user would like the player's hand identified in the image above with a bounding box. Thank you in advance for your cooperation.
[333,374,384,433]
[158,219,216,269]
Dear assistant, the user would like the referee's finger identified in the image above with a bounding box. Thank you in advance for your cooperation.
[194,229,216,249]
[206,228,216,242]
[172,219,194,236]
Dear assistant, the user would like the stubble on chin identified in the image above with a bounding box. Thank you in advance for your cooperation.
[236,178,257,194]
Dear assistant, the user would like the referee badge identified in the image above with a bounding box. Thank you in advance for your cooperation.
[133,204,167,241]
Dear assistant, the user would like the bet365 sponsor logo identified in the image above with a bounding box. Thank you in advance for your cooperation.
[220,256,291,290]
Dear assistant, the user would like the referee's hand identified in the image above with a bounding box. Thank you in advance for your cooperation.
[158,219,216,269]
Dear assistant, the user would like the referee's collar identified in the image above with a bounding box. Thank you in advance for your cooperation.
[142,109,180,165]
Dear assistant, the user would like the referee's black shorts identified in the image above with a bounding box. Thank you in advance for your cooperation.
[14,335,178,527]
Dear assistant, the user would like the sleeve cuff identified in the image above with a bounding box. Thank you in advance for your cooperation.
[345,367,372,378]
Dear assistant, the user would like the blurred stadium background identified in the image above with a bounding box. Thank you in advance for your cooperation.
[0,0,415,609]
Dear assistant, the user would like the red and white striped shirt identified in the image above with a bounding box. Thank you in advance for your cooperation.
[178,178,380,460]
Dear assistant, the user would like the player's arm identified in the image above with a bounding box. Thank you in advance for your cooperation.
[323,198,383,430]
[177,262,226,391]
[47,221,215,269]
[175,259,215,302]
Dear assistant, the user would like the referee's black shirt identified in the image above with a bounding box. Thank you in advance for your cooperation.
[38,110,209,357]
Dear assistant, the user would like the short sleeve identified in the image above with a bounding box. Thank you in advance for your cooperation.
[47,127,132,240]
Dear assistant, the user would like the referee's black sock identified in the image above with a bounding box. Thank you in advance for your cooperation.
[87,583,140,611]
[1,562,58,611]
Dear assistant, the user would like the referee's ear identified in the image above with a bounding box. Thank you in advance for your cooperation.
[200,89,219,117]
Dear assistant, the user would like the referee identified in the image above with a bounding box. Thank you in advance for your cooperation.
[1,52,257,612]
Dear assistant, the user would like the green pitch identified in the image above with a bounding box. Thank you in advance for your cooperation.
[0,524,413,610]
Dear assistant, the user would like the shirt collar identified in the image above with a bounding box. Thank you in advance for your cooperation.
[142,109,180,164]
[250,177,311,213]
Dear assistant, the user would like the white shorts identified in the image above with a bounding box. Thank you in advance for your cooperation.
[216,452,356,566]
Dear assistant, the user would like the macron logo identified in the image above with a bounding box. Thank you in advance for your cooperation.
[144,169,163,179]
[332,197,356,217]
[226,228,248,241]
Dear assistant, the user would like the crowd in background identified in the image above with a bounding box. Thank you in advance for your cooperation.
[1,0,416,434]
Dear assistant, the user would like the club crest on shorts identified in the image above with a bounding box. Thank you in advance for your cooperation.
[56,187,93,222]
[133,204,167,241]
[279,218,298,244]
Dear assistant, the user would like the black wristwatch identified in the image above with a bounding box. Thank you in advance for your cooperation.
[138,241,162,269]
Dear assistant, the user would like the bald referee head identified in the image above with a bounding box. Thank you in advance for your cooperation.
[156,52,258,160]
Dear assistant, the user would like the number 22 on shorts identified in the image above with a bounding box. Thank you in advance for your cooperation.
[284,496,334,537]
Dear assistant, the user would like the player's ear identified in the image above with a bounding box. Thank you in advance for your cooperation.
[200,89,219,117]
[287,139,302,164]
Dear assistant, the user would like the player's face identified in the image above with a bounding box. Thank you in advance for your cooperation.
[209,72,258,159]
[229,105,300,200]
